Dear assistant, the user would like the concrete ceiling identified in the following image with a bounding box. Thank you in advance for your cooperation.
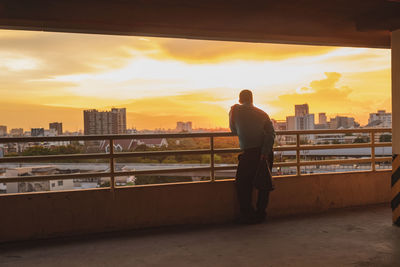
[0,0,399,48]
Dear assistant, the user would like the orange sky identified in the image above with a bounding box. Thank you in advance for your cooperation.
[0,29,391,131]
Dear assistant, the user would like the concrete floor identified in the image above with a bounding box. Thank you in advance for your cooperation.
[1,205,400,267]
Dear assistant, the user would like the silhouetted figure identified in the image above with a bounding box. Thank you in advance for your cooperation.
[229,89,275,224]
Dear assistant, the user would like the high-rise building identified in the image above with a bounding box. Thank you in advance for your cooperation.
[176,121,192,132]
[286,114,315,131]
[84,108,127,135]
[286,104,315,131]
[295,104,309,117]
[111,108,127,134]
[49,122,63,135]
[31,128,45,136]
[10,128,23,136]
[368,110,391,128]
[318,113,327,125]
[0,125,7,136]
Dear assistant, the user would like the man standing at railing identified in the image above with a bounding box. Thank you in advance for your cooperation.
[229,89,275,224]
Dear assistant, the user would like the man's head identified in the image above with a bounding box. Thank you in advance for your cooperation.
[239,89,253,104]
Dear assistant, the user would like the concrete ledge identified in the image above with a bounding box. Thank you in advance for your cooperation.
[0,171,391,243]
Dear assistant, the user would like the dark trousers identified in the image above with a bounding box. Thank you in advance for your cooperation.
[235,148,273,217]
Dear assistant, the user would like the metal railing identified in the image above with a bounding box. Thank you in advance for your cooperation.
[0,128,392,191]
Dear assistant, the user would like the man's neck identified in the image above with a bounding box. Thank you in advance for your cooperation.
[242,102,253,106]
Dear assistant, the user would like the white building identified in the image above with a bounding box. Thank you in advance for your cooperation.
[368,110,392,128]
[176,121,192,132]
[2,166,74,194]
[286,114,315,131]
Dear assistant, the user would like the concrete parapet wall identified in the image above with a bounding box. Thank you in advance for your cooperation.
[0,171,391,243]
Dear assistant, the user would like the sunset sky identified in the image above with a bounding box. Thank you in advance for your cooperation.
[0,29,391,131]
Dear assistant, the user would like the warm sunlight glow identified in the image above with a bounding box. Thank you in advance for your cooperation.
[0,29,391,131]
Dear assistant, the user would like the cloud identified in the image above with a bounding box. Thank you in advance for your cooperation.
[0,30,135,77]
[145,38,338,63]
[268,72,390,124]
[0,29,339,75]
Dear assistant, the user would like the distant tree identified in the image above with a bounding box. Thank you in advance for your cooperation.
[162,156,178,164]
[300,139,309,145]
[100,181,110,187]
[379,134,392,142]
[353,136,370,143]
[22,146,52,156]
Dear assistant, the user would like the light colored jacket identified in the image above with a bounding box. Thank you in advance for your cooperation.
[229,103,275,155]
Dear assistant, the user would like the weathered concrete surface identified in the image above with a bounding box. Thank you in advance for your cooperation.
[0,205,399,267]
[0,171,391,243]
[1,0,398,48]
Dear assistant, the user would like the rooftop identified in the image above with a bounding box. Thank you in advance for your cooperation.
[1,205,399,267]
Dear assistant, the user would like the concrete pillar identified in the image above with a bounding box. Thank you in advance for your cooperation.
[391,29,400,226]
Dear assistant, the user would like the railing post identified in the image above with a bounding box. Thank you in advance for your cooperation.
[210,136,215,181]
[296,133,301,176]
[109,138,115,191]
[371,131,376,172]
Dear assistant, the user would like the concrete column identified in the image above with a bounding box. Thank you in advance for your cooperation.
[391,29,400,226]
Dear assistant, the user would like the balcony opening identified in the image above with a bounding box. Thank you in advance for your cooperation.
[0,29,392,194]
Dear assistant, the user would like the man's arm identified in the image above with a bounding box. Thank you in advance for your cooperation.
[261,114,275,157]
[229,105,238,134]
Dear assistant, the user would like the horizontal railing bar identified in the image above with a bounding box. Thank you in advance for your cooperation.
[0,128,392,143]
[0,153,110,163]
[374,157,392,162]
[114,149,212,158]
[374,142,392,147]
[213,148,242,154]
[299,143,373,150]
[274,146,298,151]
[212,162,299,169]
[113,166,211,176]
[0,172,110,183]
[213,165,236,170]
[274,162,299,167]
[299,158,372,166]
[291,128,392,135]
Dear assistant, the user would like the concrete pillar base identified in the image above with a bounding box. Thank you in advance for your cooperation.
[392,154,400,225]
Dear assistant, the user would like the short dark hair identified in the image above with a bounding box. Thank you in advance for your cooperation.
[239,89,253,104]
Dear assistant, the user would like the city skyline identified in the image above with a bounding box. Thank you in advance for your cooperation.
[0,29,391,131]
[0,105,391,136]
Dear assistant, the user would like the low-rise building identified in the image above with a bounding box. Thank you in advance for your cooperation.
[2,166,74,193]
[367,110,392,128]
[31,128,45,137]
[10,128,23,136]
[176,121,192,132]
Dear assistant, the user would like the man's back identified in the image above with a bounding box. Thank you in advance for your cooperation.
[229,103,275,155]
